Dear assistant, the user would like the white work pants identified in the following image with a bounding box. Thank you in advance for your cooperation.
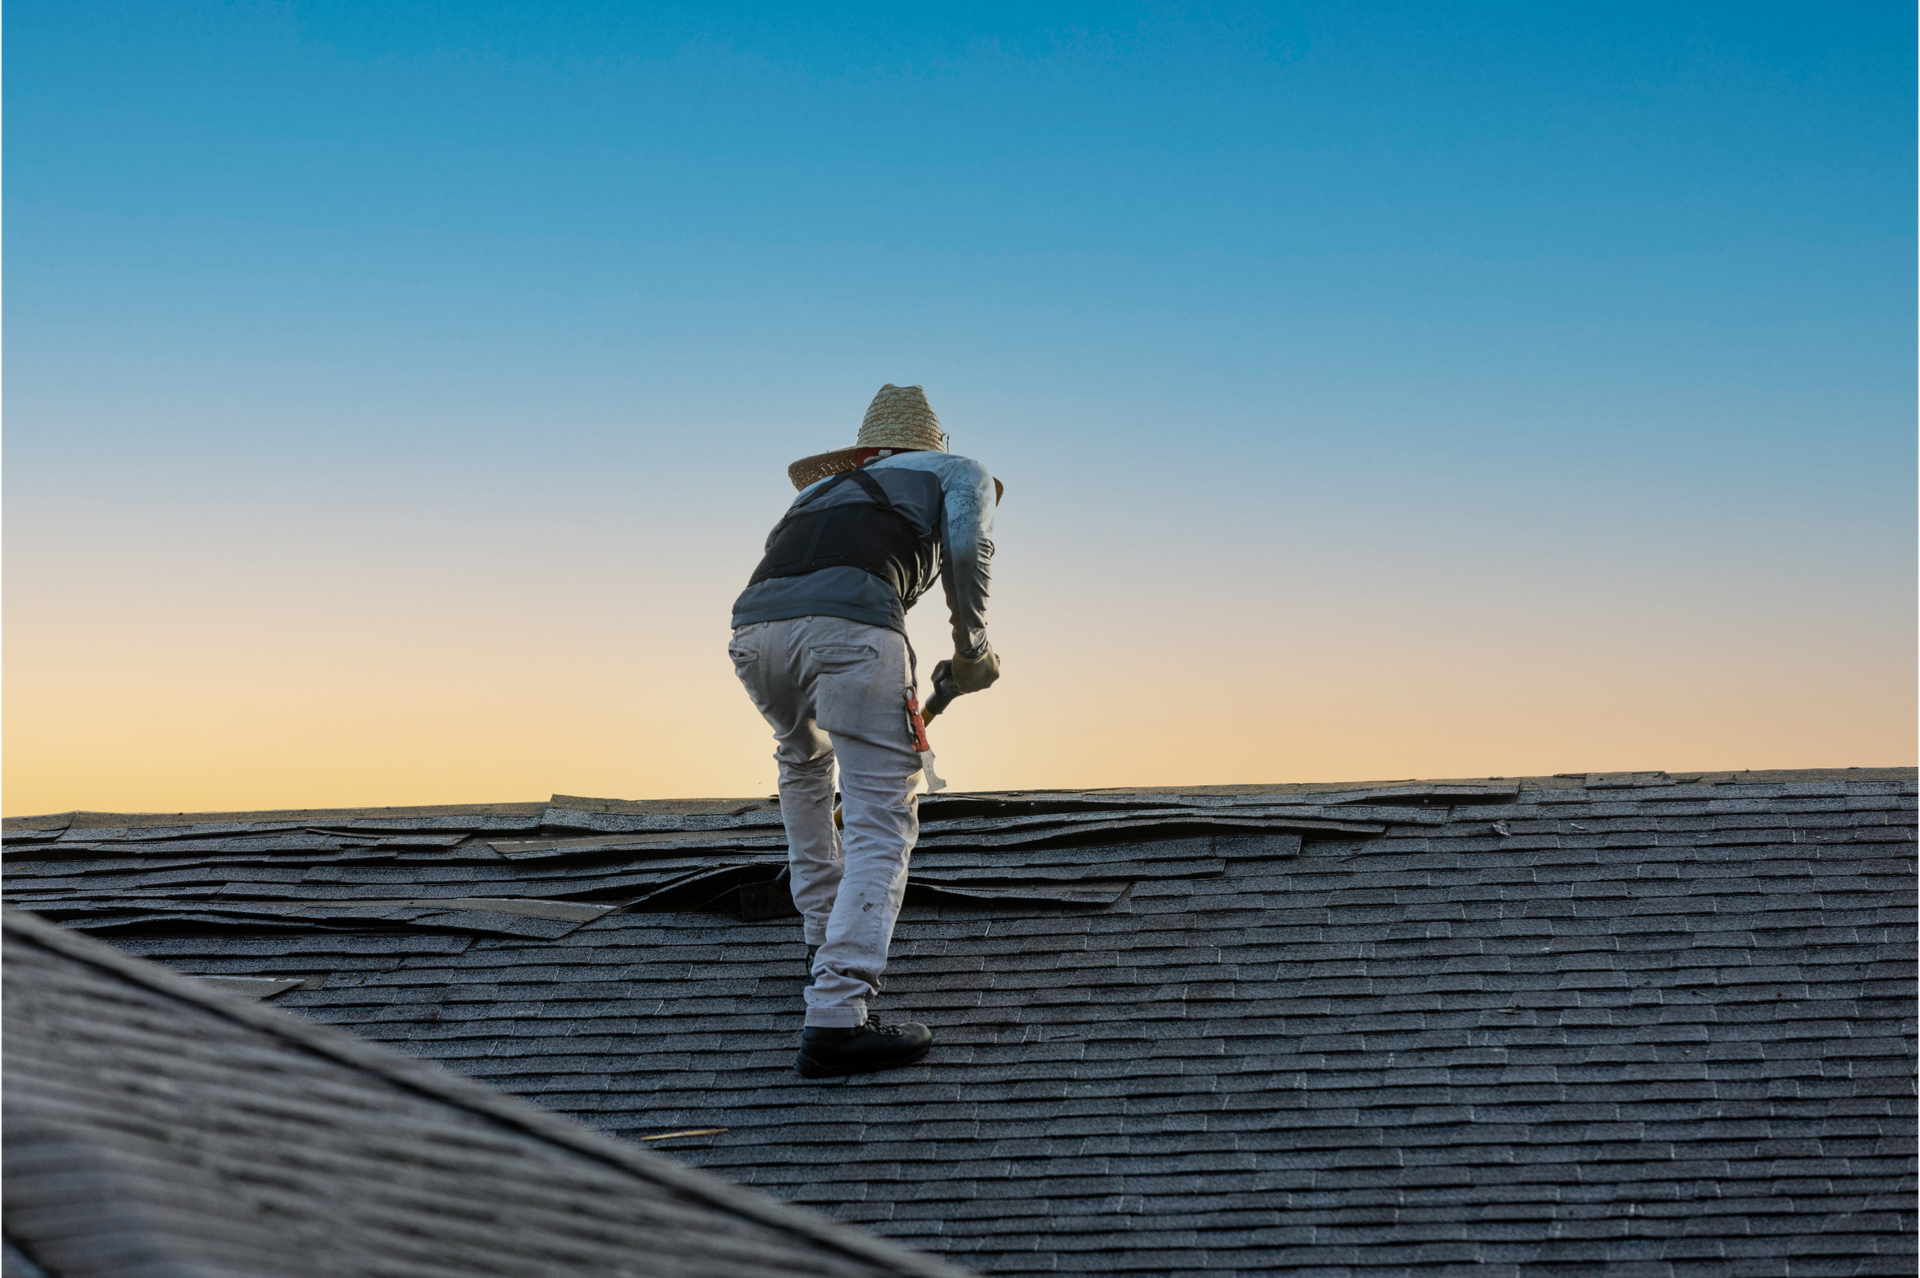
[728,616,923,1027]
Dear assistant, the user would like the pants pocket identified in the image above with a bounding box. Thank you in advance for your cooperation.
[807,644,879,674]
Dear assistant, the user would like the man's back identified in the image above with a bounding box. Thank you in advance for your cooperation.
[731,447,997,659]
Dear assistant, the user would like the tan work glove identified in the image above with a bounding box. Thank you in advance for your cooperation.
[949,646,1001,694]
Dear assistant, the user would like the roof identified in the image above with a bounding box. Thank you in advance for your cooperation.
[6,768,1916,1275]
[1,909,968,1278]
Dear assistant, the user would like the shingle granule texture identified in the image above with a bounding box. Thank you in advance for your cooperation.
[8,769,1915,1276]
[2,910,967,1278]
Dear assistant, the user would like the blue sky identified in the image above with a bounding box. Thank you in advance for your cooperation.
[11,4,1910,501]
[5,2,1913,809]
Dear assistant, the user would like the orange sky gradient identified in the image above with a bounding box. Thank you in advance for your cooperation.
[6,450,1911,816]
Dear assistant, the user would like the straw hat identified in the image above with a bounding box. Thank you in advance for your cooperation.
[788,384,948,490]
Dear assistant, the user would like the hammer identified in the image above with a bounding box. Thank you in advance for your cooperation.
[921,660,962,724]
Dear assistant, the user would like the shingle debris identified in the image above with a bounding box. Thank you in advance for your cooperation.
[3,789,1331,935]
[5,768,1915,1276]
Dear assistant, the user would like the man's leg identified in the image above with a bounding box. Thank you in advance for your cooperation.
[807,728,920,1024]
[729,620,838,944]
[791,617,924,1029]
[777,755,840,948]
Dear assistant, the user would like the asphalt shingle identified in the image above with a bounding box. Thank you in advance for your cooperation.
[4,769,1913,1277]
[2,910,966,1278]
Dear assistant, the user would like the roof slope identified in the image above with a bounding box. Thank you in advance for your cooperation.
[1,910,968,1278]
[7,769,1916,1275]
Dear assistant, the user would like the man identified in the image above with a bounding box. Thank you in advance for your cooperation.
[729,384,1001,1079]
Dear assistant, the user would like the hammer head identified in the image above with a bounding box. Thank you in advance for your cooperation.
[921,660,960,723]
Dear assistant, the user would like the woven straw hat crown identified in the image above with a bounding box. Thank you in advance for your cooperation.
[785,383,952,489]
[856,384,947,453]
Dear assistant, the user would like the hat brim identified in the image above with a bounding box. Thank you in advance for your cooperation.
[786,447,1004,505]
[787,447,872,491]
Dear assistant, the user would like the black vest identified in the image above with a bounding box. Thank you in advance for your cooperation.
[747,466,941,602]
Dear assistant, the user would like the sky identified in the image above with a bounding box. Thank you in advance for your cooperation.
[5,1,1914,815]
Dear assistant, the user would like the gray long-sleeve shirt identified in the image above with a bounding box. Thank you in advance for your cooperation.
[731,451,996,657]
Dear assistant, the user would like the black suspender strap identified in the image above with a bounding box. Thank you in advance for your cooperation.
[778,464,891,528]
[842,466,896,511]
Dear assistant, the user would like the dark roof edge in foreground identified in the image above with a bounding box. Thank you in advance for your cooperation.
[0,909,972,1278]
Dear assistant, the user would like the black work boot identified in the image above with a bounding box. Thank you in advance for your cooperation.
[795,1017,933,1079]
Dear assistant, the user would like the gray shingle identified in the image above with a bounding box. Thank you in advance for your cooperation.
[2,910,965,1278]
[5,772,1913,1275]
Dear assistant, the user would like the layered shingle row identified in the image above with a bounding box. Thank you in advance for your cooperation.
[2,789,1409,933]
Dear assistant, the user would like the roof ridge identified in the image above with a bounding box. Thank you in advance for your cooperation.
[11,766,1911,827]
[1013,766,1916,798]
[0,908,970,1278]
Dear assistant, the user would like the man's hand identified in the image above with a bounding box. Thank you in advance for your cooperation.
[950,646,1001,693]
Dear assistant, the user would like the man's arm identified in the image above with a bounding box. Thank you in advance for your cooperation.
[936,456,997,659]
